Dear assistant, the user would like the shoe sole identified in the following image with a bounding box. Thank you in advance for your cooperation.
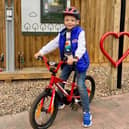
[82,121,92,128]
[58,104,65,110]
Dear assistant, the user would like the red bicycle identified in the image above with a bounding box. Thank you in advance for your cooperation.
[29,56,95,129]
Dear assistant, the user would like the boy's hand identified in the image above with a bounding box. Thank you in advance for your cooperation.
[34,52,42,59]
[67,55,78,65]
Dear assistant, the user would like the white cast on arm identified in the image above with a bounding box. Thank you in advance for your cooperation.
[39,33,60,55]
[75,31,86,59]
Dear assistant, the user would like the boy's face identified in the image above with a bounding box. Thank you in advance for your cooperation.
[64,15,79,30]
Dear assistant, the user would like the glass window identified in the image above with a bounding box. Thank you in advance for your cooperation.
[40,0,67,23]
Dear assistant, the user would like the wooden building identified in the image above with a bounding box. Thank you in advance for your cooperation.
[0,0,129,82]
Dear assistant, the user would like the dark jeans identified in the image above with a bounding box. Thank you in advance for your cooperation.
[59,64,90,113]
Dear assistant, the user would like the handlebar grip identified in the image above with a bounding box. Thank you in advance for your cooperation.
[73,62,77,66]
[37,56,43,60]
[37,56,50,65]
[63,56,68,61]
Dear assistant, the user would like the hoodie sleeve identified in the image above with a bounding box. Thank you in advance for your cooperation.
[75,31,86,59]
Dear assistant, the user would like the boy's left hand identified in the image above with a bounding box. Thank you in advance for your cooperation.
[67,55,78,65]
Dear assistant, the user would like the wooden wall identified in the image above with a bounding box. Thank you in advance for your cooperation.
[14,0,57,68]
[0,0,5,60]
[81,0,115,63]
[124,0,129,62]
[0,0,129,69]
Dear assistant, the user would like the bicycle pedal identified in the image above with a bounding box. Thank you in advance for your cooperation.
[70,104,79,111]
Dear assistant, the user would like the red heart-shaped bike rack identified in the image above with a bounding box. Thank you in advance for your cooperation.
[100,32,129,67]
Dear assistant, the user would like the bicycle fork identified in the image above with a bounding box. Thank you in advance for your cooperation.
[36,88,56,118]
[47,88,56,114]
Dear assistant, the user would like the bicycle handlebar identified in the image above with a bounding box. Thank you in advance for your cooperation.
[38,56,64,73]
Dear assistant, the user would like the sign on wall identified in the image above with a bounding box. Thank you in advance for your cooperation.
[21,0,70,34]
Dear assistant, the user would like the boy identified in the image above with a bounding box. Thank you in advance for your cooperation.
[34,7,92,127]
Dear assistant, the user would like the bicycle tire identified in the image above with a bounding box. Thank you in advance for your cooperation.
[85,75,95,103]
[29,89,58,129]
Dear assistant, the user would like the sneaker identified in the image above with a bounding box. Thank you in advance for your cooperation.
[82,112,92,127]
[58,103,65,110]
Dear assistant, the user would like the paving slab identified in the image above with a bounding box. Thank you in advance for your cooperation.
[0,93,129,129]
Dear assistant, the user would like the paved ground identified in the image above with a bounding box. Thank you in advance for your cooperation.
[1,93,129,129]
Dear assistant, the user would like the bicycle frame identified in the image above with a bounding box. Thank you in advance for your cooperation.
[49,75,80,100]
[41,56,80,113]
[46,75,80,113]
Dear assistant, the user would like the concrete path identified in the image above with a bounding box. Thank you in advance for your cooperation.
[1,93,129,129]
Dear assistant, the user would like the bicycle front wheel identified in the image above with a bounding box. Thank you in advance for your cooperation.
[29,89,58,129]
[85,75,95,103]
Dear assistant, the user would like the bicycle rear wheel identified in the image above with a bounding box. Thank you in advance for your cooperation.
[85,75,95,103]
[29,89,58,129]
